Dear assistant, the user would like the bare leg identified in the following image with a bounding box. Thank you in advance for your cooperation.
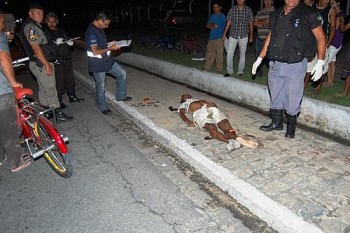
[326,61,335,86]
[314,74,324,94]
[204,123,229,143]
[217,120,258,148]
[304,72,311,89]
[217,119,237,139]
[343,76,350,96]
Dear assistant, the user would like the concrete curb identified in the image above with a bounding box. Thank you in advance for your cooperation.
[115,53,350,141]
[74,69,324,233]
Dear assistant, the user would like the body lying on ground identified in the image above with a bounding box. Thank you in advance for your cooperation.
[170,94,258,151]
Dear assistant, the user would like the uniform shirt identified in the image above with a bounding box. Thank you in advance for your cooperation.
[267,2,322,63]
[20,18,55,61]
[45,27,71,60]
[23,20,48,45]
[227,5,253,39]
[255,6,275,39]
[0,32,12,95]
[85,23,114,73]
[208,13,226,40]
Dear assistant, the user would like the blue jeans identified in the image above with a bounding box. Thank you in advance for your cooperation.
[93,62,127,112]
[226,36,248,74]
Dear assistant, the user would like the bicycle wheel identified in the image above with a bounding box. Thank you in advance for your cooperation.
[192,44,205,58]
[36,121,73,178]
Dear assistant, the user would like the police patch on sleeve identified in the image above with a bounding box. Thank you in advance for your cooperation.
[29,28,37,41]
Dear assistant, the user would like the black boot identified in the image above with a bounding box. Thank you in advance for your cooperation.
[285,114,297,138]
[55,108,74,122]
[260,109,284,131]
[68,91,85,103]
[58,94,68,109]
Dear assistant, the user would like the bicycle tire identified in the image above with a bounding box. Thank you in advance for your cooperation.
[192,44,205,58]
[37,121,73,178]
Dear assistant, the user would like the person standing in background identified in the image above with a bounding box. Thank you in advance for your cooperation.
[222,0,254,77]
[338,15,350,96]
[252,0,275,77]
[304,0,315,7]
[324,0,345,87]
[202,1,226,73]
[304,0,336,93]
[45,12,85,109]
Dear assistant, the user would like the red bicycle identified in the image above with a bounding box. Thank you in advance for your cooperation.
[13,58,73,178]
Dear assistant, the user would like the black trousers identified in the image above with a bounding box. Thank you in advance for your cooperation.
[0,93,21,170]
[55,59,76,96]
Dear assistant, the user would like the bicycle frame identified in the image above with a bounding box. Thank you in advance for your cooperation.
[12,57,73,177]
[18,99,69,159]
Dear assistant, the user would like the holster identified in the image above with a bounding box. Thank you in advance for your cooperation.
[35,59,43,68]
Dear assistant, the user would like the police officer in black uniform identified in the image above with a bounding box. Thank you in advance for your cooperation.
[19,3,73,122]
[252,0,326,139]
[44,12,84,108]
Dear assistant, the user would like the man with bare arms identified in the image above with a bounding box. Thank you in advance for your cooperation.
[174,94,258,151]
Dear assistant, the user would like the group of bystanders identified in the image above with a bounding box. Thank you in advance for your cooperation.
[203,0,349,139]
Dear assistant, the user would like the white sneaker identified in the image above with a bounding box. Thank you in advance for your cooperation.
[227,139,241,151]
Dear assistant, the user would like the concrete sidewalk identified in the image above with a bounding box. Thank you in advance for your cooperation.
[72,49,350,233]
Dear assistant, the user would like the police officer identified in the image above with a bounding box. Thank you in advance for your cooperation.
[44,12,84,109]
[252,0,326,138]
[19,3,73,122]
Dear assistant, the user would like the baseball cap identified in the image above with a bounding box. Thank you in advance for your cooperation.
[28,2,44,10]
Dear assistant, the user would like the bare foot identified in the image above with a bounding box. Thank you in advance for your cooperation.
[236,136,258,149]
[11,154,31,173]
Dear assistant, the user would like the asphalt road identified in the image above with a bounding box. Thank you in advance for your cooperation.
[0,67,254,233]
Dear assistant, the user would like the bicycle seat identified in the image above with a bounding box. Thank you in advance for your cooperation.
[13,87,33,100]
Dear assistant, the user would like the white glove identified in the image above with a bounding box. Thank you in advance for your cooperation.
[55,38,64,45]
[252,57,263,75]
[66,40,73,46]
[311,60,325,82]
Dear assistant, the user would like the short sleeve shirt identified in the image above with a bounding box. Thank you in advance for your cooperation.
[23,21,47,45]
[0,32,13,95]
[227,5,254,38]
[255,7,275,39]
[208,13,226,40]
[85,23,114,72]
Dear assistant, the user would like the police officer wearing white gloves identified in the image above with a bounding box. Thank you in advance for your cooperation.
[251,0,326,138]
[45,12,84,109]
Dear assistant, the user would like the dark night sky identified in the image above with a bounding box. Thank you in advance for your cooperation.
[1,0,273,18]
[2,0,347,21]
